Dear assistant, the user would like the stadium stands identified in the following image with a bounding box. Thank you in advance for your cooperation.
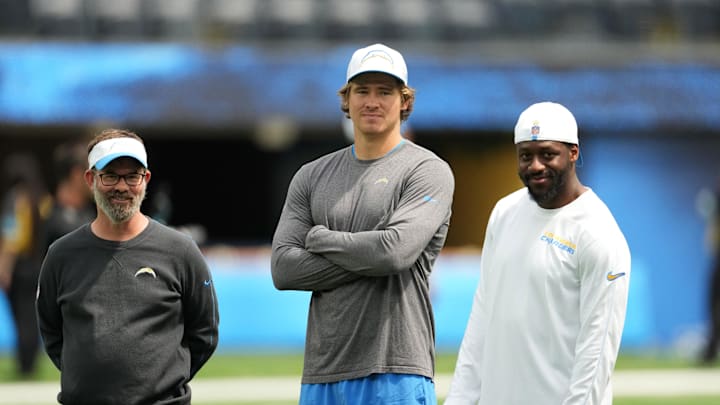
[88,0,144,39]
[0,0,717,43]
[28,0,87,37]
[144,0,199,40]
[322,0,379,41]
[199,0,259,40]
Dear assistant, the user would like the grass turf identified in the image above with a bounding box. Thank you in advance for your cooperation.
[0,351,716,382]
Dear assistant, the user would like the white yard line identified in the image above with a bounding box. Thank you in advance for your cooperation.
[610,369,720,397]
[191,376,301,401]
[1,370,719,404]
[436,370,720,398]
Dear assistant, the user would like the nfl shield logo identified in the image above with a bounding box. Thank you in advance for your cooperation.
[531,121,540,140]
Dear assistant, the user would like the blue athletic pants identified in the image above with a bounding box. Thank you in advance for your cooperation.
[299,373,437,405]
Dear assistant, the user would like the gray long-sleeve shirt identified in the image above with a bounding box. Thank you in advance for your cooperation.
[36,219,219,405]
[271,141,454,384]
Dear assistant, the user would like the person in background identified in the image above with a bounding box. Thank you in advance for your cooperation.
[0,152,52,378]
[271,43,455,404]
[43,140,95,251]
[445,102,631,405]
[701,177,720,365]
[36,129,219,404]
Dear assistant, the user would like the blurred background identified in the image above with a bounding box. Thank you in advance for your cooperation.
[1,0,720,369]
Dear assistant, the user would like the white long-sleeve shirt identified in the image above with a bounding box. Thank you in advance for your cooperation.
[445,188,631,405]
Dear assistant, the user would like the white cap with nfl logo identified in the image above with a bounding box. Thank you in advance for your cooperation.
[346,43,408,84]
[514,102,579,145]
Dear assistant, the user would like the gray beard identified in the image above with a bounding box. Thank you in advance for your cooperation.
[93,184,145,225]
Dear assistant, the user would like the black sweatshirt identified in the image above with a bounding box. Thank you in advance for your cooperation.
[37,219,219,405]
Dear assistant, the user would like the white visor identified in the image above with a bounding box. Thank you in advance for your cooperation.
[88,138,148,170]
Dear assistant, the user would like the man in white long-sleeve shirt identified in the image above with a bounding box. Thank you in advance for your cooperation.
[445,101,631,405]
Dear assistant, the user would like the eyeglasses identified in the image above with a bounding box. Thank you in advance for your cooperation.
[97,172,146,186]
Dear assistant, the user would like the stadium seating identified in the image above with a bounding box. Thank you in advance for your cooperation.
[29,0,87,37]
[0,0,717,42]
[144,0,199,40]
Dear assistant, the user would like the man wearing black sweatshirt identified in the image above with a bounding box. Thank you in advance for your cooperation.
[37,128,219,405]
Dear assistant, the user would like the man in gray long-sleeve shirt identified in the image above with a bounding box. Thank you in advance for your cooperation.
[36,129,218,405]
[271,43,454,405]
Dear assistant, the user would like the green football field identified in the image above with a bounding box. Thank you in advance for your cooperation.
[1,351,718,405]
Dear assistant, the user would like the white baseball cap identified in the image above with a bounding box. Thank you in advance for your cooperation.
[346,43,408,84]
[514,102,578,145]
[88,137,148,170]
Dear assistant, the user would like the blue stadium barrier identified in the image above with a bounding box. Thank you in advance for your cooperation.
[0,251,652,354]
